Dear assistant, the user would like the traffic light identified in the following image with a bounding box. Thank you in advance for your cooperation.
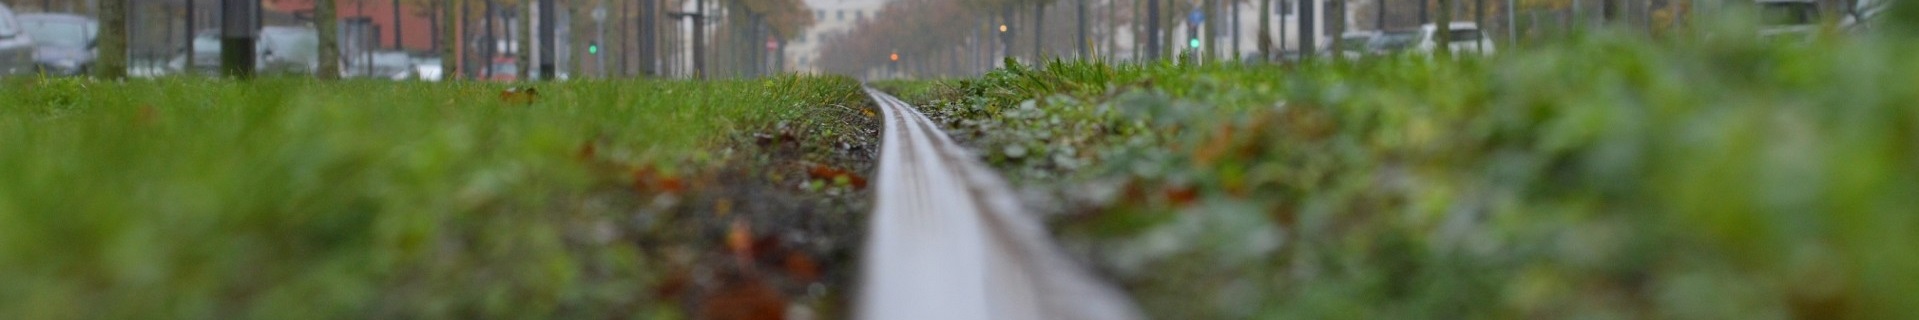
[1189,38,1200,49]
[588,41,600,55]
[890,52,900,62]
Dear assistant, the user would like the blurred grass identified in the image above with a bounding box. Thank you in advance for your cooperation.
[0,75,865,318]
[895,25,1919,319]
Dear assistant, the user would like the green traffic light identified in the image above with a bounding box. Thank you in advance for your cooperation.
[1188,38,1200,49]
[588,45,600,55]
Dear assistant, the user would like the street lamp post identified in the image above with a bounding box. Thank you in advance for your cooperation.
[220,0,259,78]
[667,9,705,79]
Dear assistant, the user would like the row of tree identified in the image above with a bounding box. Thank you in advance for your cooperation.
[46,0,812,80]
[812,0,1897,78]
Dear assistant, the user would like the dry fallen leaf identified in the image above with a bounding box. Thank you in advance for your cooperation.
[727,218,754,260]
[698,274,787,320]
[499,87,539,104]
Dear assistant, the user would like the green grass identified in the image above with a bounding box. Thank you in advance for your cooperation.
[0,75,866,318]
[896,27,1919,319]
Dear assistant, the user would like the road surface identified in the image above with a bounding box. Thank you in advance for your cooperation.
[857,88,1142,320]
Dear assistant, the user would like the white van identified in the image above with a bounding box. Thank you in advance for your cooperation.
[1411,22,1495,56]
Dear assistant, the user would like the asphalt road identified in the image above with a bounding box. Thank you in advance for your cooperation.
[857,88,1142,320]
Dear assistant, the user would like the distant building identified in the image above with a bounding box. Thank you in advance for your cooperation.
[263,0,437,52]
[786,0,890,73]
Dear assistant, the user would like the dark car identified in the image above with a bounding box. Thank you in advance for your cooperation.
[0,3,36,76]
[16,13,97,76]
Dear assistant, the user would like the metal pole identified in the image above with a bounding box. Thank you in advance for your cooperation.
[1508,0,1517,43]
[1232,0,1240,58]
[219,0,257,78]
[597,4,606,78]
[692,0,704,78]
[1078,0,1088,58]
[1145,0,1159,60]
[1297,0,1313,57]
[644,0,658,76]
[538,0,555,80]
[483,0,494,77]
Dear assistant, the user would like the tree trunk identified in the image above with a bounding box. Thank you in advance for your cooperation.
[96,0,127,79]
[1437,0,1452,56]
[641,0,658,76]
[482,0,495,77]
[392,0,403,49]
[442,0,459,80]
[1231,0,1240,58]
[1297,0,1314,57]
[220,0,256,78]
[319,0,340,80]
[1258,0,1270,60]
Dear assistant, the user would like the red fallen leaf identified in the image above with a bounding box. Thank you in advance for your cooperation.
[699,274,786,320]
[630,166,687,195]
[783,252,820,283]
[655,270,690,298]
[1165,186,1200,207]
[751,235,782,261]
[726,218,754,261]
[807,165,868,189]
[575,141,597,161]
[1194,125,1237,166]
[498,87,538,104]
[630,167,658,192]
[658,177,687,193]
[136,104,159,124]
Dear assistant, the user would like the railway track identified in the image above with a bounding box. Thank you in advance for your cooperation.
[856,88,1141,320]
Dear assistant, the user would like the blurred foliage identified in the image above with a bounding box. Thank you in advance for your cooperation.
[893,25,1919,319]
[0,75,869,318]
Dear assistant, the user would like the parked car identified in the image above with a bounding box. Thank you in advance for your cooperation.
[1334,31,1377,59]
[1411,22,1496,56]
[170,26,320,75]
[1843,0,1884,32]
[1367,30,1420,55]
[409,57,444,81]
[0,3,36,76]
[16,13,97,76]
[169,29,221,74]
[256,26,319,74]
[348,51,413,80]
[486,56,519,82]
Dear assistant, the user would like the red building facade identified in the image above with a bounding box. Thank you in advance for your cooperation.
[264,0,439,52]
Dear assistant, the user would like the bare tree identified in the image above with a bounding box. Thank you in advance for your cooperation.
[442,0,459,80]
[96,0,127,79]
[1437,0,1451,56]
[319,0,341,80]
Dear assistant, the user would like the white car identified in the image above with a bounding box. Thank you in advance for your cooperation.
[1410,22,1495,56]
[1843,0,1885,32]
[1333,31,1377,59]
